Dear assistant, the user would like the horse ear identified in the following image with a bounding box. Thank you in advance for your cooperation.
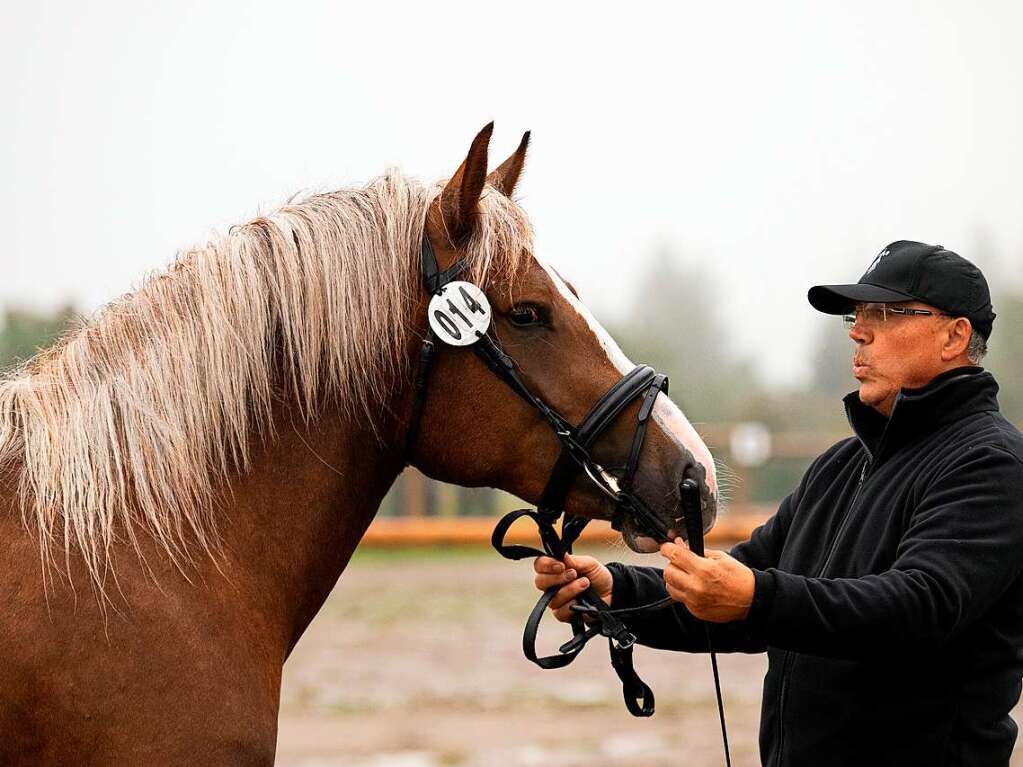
[486,131,530,198]
[440,122,493,243]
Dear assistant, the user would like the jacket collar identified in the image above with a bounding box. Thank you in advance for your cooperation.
[843,366,1000,462]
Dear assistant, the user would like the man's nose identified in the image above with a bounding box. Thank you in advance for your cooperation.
[848,323,871,344]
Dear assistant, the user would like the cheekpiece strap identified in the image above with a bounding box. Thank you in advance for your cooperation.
[404,236,468,463]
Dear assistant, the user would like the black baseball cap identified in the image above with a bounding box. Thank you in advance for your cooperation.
[808,240,996,340]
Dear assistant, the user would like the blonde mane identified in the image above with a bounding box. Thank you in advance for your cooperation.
[0,170,533,589]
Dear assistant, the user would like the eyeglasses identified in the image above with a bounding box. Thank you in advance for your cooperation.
[842,302,952,330]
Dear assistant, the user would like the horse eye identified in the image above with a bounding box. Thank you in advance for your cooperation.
[508,305,543,327]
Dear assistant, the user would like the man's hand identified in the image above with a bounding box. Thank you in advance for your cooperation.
[533,553,613,623]
[660,538,755,622]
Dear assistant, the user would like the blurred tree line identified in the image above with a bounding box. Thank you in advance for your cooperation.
[0,305,78,374]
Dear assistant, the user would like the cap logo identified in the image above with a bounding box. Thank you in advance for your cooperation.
[864,247,889,277]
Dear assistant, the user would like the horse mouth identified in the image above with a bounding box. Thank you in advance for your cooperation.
[614,475,716,554]
[620,524,662,553]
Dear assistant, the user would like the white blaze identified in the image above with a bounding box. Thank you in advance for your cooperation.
[535,257,718,495]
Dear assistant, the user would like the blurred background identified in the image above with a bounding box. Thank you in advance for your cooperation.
[3,2,1022,765]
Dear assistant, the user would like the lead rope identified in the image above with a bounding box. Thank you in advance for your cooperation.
[493,480,732,766]
[709,641,731,767]
[678,479,732,767]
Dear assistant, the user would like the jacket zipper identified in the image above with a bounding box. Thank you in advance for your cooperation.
[775,451,872,764]
[816,456,871,577]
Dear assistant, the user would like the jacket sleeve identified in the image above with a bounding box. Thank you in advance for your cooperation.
[752,444,1023,659]
[606,486,805,653]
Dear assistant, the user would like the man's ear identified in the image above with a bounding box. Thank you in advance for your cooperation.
[942,317,973,361]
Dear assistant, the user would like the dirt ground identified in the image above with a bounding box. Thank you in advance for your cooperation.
[275,544,1023,767]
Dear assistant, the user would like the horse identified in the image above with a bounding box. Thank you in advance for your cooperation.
[0,124,717,765]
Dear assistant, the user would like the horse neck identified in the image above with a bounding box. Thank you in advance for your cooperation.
[221,396,407,653]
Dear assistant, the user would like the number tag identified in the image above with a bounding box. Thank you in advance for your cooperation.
[428,281,492,346]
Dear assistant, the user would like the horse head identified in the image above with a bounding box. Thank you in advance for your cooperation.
[406,124,717,553]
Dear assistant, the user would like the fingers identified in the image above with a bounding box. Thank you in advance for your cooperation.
[563,553,601,578]
[663,561,694,593]
[550,577,593,622]
[562,552,589,568]
[534,564,580,592]
[549,576,590,611]
[659,539,705,571]
[534,554,603,622]
[553,602,581,622]
[533,555,564,575]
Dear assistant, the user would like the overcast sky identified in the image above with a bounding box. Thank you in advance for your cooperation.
[3,1,1021,387]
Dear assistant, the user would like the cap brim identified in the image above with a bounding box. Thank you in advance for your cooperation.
[807,283,916,315]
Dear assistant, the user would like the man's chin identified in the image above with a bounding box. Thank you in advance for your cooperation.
[858,383,897,415]
[858,382,881,406]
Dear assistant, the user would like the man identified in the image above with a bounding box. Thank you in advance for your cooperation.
[534,241,1023,766]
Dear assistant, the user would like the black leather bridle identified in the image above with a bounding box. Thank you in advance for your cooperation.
[405,237,675,536]
[404,235,730,765]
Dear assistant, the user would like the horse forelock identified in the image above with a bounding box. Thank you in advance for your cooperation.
[0,170,534,592]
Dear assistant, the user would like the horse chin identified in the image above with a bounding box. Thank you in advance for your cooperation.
[622,525,662,554]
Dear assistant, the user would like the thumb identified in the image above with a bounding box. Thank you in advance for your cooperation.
[563,553,593,573]
[704,549,728,560]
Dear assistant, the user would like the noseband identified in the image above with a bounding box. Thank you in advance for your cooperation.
[404,235,730,765]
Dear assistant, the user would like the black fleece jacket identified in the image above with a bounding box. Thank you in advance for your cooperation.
[608,367,1023,766]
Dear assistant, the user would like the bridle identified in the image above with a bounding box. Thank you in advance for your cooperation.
[404,234,731,765]
[404,238,673,540]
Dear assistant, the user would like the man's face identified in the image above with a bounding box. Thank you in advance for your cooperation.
[847,301,957,416]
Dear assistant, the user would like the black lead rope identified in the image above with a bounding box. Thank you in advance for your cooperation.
[679,480,733,767]
[492,507,657,716]
[499,480,731,766]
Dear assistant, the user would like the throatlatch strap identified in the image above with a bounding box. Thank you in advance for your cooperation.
[404,330,437,458]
